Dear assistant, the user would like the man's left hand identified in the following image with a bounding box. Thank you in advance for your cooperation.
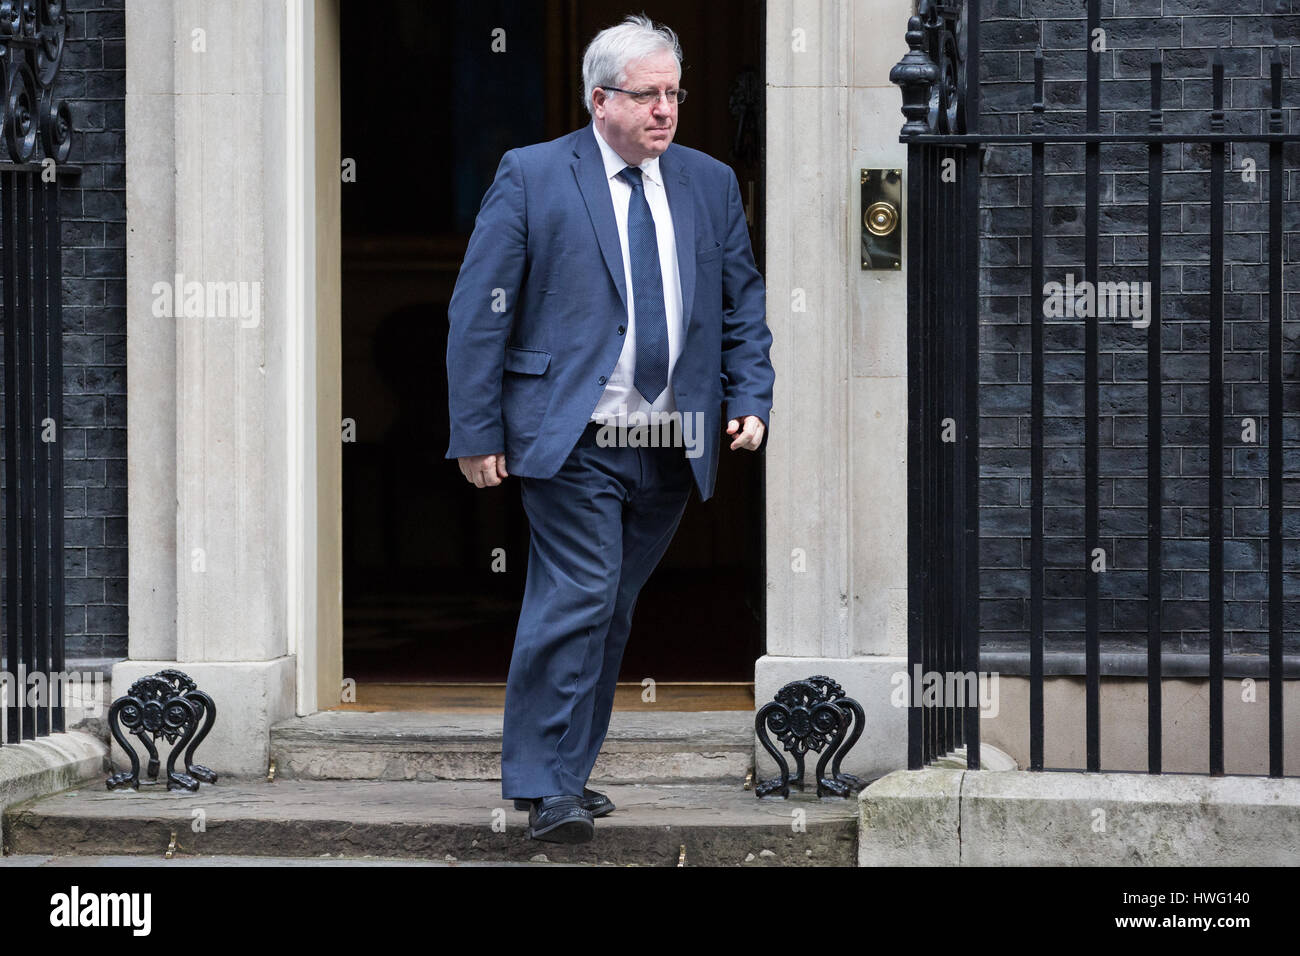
[726,415,765,452]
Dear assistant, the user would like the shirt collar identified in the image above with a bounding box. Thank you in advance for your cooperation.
[591,123,663,187]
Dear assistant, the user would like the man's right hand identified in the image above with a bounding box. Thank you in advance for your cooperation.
[458,453,509,488]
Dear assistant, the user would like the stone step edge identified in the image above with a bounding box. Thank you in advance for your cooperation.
[266,751,755,784]
[269,711,756,748]
[4,809,856,867]
[0,731,107,848]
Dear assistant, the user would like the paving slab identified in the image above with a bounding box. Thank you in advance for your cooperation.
[3,779,858,867]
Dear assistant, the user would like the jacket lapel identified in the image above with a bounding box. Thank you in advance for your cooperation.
[570,126,696,334]
[572,126,628,313]
[660,147,695,336]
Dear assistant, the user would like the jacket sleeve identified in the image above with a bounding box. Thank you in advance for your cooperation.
[445,149,528,459]
[718,166,775,447]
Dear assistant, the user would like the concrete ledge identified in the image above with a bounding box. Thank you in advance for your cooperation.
[0,732,108,849]
[982,649,1300,679]
[858,768,963,866]
[859,768,1300,866]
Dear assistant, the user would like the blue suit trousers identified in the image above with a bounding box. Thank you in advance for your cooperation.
[501,422,694,799]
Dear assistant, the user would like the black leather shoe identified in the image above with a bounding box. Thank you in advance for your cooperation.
[515,787,615,818]
[523,795,594,844]
[579,787,616,818]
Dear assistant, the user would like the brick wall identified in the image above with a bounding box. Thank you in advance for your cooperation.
[38,0,126,661]
[978,0,1300,659]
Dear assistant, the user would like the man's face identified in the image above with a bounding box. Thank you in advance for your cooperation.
[592,49,680,165]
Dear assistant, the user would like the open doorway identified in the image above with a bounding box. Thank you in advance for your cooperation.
[338,0,765,707]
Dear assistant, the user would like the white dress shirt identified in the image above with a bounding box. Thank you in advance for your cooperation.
[589,123,685,425]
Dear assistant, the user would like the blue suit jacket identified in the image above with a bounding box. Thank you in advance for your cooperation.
[445,123,774,503]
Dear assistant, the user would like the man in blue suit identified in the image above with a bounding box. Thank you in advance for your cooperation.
[445,14,774,843]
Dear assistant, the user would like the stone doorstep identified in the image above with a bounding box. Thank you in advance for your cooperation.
[0,732,109,849]
[3,779,859,867]
[268,709,757,784]
[858,768,1300,867]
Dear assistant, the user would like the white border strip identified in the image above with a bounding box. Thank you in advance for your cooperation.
[285,0,318,715]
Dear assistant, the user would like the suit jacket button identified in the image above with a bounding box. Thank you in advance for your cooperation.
[598,376,607,385]
[617,325,625,335]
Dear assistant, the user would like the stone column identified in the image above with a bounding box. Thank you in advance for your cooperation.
[120,0,296,776]
[758,0,913,782]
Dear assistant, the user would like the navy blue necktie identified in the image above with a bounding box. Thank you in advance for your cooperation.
[617,166,669,404]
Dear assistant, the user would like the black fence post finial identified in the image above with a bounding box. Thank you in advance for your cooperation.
[891,15,939,140]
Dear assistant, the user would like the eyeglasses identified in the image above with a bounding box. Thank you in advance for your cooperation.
[600,86,687,106]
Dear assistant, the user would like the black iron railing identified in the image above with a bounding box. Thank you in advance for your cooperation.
[0,0,75,747]
[893,0,1292,777]
[892,0,982,772]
